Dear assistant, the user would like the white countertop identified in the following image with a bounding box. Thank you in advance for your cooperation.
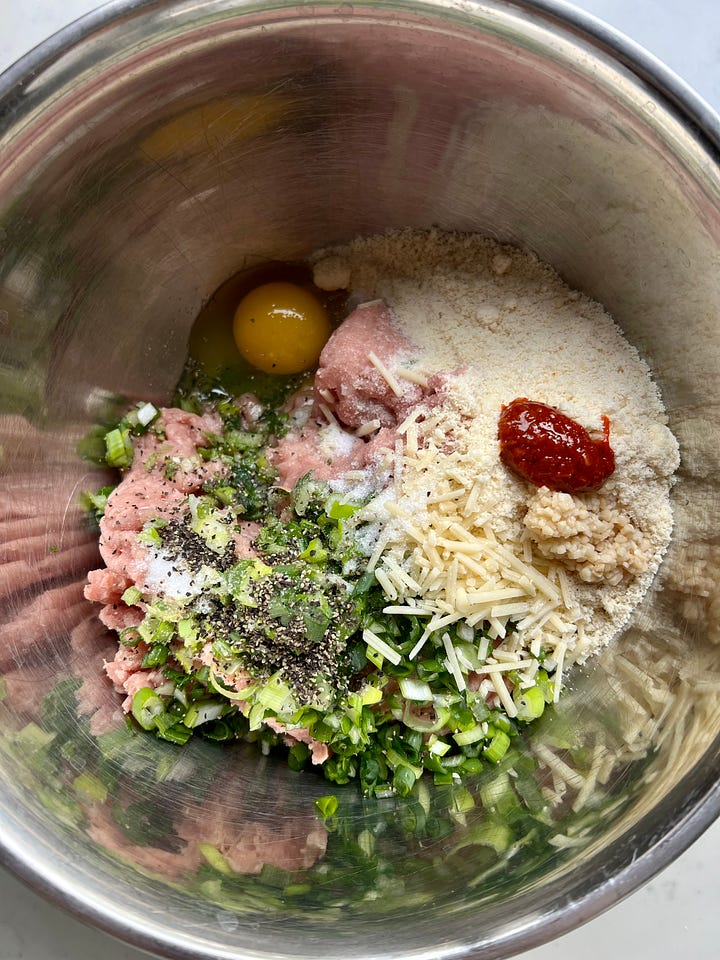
[1,1,719,957]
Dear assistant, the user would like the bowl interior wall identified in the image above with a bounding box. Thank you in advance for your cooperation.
[1,3,719,958]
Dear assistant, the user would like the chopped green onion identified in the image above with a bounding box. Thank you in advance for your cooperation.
[385,748,423,779]
[248,701,266,731]
[184,700,225,728]
[460,757,483,775]
[212,485,236,506]
[359,684,383,706]
[138,618,175,646]
[153,713,192,744]
[177,618,197,642]
[402,702,451,734]
[136,526,162,548]
[453,724,487,746]
[131,688,164,730]
[513,684,546,721]
[483,729,511,763]
[104,427,133,468]
[121,586,143,606]
[325,499,361,520]
[209,671,256,702]
[287,742,310,770]
[352,569,376,595]
[257,674,293,713]
[141,645,168,668]
[79,486,114,520]
[393,764,418,797]
[491,713,513,734]
[399,677,432,701]
[365,646,384,669]
[298,538,327,564]
[135,402,159,427]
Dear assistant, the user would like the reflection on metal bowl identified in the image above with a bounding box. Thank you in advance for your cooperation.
[0,2,719,958]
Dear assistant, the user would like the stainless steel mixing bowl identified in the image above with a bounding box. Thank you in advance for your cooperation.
[1,1,720,957]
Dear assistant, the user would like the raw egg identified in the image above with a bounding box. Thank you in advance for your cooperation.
[233,282,331,374]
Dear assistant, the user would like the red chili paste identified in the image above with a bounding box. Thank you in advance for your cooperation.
[498,398,615,492]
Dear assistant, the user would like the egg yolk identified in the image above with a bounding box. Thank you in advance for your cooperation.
[233,282,331,375]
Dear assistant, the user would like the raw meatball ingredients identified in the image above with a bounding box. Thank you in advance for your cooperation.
[84,229,679,797]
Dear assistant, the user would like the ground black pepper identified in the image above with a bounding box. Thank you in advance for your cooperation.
[208,567,358,705]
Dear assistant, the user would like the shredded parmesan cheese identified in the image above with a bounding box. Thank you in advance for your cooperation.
[367,351,403,397]
[395,366,430,387]
[355,419,381,437]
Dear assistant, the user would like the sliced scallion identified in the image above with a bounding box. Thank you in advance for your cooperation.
[399,677,432,701]
[104,427,133,469]
[209,671,256,702]
[141,645,168,668]
[135,402,159,427]
[298,538,328,564]
[177,618,197,642]
[325,499,361,520]
[453,725,487,746]
[184,700,225,728]
[359,684,383,706]
[483,729,511,763]
[513,684,545,721]
[393,764,417,797]
[136,526,162,548]
[131,688,164,730]
[256,674,293,713]
[121,585,143,606]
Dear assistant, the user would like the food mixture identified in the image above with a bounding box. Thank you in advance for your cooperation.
[84,229,679,797]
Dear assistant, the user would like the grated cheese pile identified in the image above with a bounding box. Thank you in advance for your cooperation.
[317,229,680,704]
[357,375,586,710]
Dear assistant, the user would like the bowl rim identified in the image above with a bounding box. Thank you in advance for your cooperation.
[1,1,720,958]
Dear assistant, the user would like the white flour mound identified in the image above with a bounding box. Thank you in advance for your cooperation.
[314,229,680,687]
